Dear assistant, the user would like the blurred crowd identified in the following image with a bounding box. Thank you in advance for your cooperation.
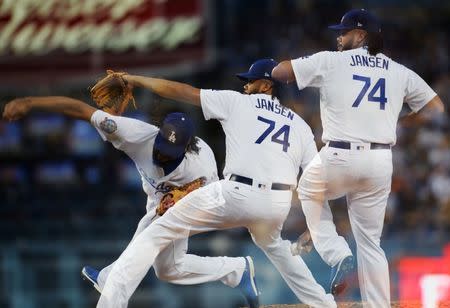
[0,0,449,250]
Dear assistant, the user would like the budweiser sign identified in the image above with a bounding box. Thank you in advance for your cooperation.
[0,0,203,55]
[0,0,210,84]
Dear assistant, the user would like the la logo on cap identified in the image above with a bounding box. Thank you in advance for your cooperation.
[168,131,177,143]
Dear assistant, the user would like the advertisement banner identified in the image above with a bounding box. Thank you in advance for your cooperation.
[0,0,212,84]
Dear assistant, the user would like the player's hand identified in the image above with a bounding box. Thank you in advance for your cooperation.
[290,229,313,256]
[2,97,32,121]
[158,194,176,215]
[121,74,133,85]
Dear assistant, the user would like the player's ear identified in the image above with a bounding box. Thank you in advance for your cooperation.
[356,29,368,45]
[261,80,273,93]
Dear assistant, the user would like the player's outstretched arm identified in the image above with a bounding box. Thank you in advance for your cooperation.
[124,75,201,107]
[2,96,97,122]
[271,60,296,84]
[400,95,445,126]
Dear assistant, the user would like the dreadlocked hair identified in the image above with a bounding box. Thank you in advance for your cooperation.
[186,136,200,154]
[366,32,384,56]
[271,81,294,109]
[271,81,281,101]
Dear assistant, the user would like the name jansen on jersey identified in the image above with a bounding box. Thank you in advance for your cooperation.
[350,55,389,70]
[255,98,294,120]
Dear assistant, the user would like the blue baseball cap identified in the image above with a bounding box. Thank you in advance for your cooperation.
[236,59,279,82]
[329,9,381,33]
[154,112,194,159]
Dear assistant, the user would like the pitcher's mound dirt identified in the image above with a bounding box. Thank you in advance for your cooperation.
[260,301,450,308]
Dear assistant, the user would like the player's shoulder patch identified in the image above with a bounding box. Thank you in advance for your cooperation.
[99,117,117,134]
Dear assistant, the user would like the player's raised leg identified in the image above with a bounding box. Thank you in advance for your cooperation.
[153,238,246,287]
[87,208,245,293]
[298,152,353,277]
[97,182,254,308]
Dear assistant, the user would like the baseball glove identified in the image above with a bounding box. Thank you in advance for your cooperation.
[156,177,206,216]
[90,70,136,115]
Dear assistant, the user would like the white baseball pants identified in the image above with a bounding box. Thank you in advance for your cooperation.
[97,179,336,308]
[299,143,392,308]
[97,209,246,290]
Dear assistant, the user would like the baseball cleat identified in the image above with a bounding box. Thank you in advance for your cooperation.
[330,255,354,296]
[81,265,101,293]
[237,256,259,308]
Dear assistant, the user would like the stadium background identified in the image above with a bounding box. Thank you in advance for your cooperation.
[0,0,448,307]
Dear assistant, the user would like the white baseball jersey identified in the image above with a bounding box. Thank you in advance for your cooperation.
[90,110,247,299]
[90,110,219,210]
[291,47,437,145]
[200,90,317,185]
[98,92,338,308]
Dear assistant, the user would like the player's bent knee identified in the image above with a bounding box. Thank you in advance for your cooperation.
[251,235,284,252]
[154,264,179,281]
[298,188,326,204]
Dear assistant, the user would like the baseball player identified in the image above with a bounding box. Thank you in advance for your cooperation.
[272,9,445,308]
[2,96,259,307]
[94,59,338,308]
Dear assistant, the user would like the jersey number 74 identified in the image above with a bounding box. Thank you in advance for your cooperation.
[352,74,387,110]
[255,116,290,152]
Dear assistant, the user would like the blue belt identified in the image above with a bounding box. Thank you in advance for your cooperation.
[229,174,294,191]
[328,141,391,150]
